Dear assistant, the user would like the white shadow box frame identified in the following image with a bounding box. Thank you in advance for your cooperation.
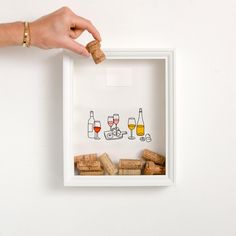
[63,49,175,187]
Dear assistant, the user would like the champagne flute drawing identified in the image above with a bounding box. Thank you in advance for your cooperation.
[113,114,119,135]
[94,120,101,140]
[128,117,136,140]
[107,116,113,131]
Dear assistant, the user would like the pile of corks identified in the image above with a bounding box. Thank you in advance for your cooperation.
[74,149,165,176]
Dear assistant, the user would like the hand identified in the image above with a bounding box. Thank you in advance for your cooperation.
[30,7,101,56]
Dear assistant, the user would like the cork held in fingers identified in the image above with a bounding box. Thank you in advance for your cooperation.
[86,40,105,64]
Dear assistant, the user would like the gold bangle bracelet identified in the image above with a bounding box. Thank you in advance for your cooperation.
[22,22,31,47]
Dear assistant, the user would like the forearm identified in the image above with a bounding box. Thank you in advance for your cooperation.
[0,22,24,47]
[0,7,101,55]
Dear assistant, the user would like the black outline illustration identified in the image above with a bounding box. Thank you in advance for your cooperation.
[128,117,136,140]
[136,108,145,137]
[104,114,127,140]
[94,120,101,140]
[87,111,95,139]
[87,108,152,142]
[87,111,102,140]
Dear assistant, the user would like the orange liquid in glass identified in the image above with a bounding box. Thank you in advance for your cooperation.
[94,126,101,133]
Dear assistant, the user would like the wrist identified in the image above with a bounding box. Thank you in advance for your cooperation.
[30,21,40,47]
[7,22,24,46]
[0,22,24,46]
[14,22,24,46]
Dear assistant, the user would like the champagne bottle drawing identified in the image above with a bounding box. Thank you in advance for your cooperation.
[136,108,145,136]
[88,111,95,138]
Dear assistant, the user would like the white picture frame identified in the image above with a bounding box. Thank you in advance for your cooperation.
[63,49,175,186]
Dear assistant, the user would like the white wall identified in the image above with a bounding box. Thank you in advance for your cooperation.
[0,0,236,235]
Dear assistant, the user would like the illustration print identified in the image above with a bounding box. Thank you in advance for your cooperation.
[87,108,152,142]
[94,120,101,140]
[128,117,136,140]
[136,108,145,136]
[87,111,102,140]
[87,111,95,138]
[104,114,127,140]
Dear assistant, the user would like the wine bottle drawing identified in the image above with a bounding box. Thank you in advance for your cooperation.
[136,108,145,136]
[87,111,95,138]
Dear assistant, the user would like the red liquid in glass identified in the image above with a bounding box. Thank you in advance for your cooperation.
[94,126,101,133]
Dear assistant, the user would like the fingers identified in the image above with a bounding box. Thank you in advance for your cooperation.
[64,39,90,56]
[72,15,101,41]
[69,28,84,39]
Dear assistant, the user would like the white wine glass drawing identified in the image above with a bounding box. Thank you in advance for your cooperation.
[107,116,113,130]
[93,120,101,140]
[128,117,136,140]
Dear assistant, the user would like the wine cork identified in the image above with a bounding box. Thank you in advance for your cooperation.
[77,160,101,168]
[78,166,103,171]
[77,163,102,172]
[80,170,104,175]
[143,161,166,175]
[119,159,142,169]
[74,153,97,163]
[118,169,141,175]
[99,153,118,175]
[142,149,165,166]
[86,40,105,64]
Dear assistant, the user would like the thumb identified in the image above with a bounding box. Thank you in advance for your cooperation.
[64,39,90,57]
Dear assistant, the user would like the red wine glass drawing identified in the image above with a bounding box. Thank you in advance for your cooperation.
[93,120,101,140]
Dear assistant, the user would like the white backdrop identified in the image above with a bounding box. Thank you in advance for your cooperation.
[0,0,236,235]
